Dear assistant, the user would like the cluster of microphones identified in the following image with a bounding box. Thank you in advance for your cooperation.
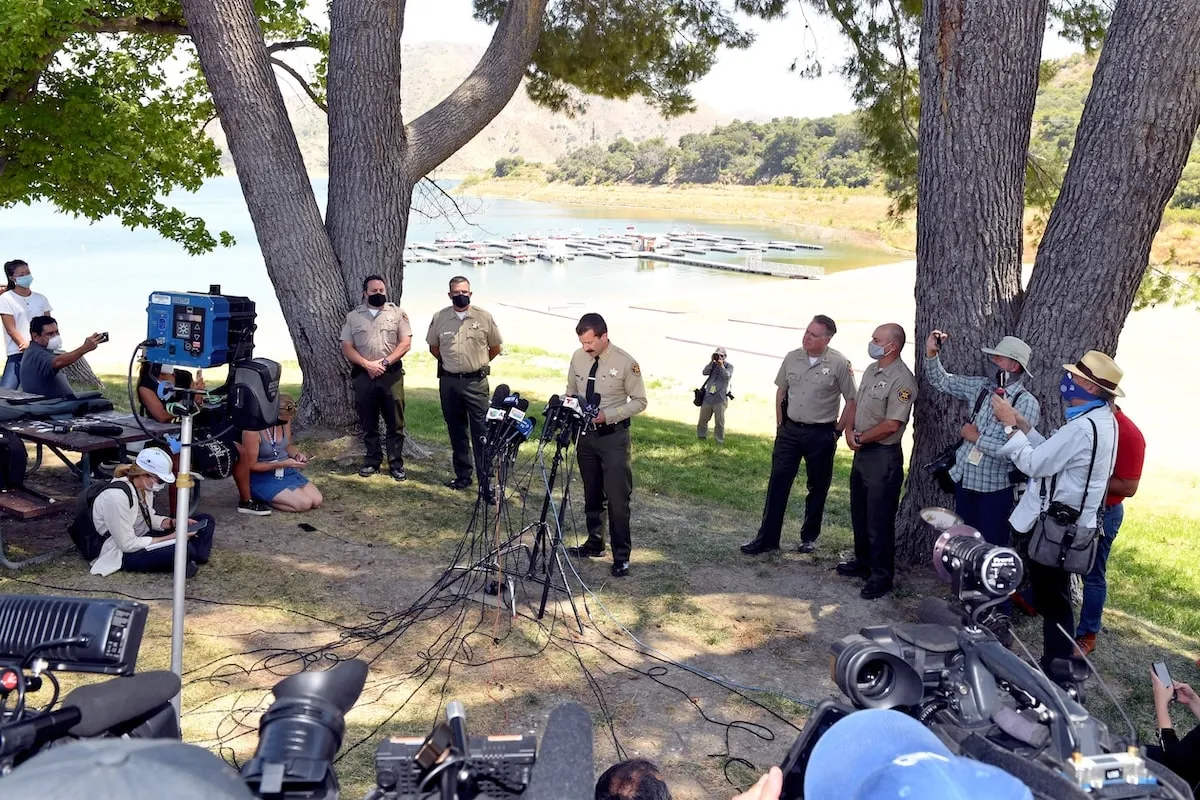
[483,386,599,458]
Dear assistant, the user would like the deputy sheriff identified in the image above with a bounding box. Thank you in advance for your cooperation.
[564,313,648,577]
[340,274,412,481]
[836,323,917,599]
[741,314,856,556]
[426,276,503,491]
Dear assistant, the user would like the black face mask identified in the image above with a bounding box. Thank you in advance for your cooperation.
[451,294,470,309]
[367,293,387,308]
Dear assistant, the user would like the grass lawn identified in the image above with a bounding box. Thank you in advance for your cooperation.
[0,350,1196,797]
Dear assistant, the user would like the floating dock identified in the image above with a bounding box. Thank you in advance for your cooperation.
[635,252,823,279]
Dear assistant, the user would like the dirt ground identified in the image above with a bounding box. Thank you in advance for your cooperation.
[0,437,957,798]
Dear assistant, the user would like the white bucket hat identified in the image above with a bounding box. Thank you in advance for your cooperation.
[981,336,1033,376]
[135,448,176,484]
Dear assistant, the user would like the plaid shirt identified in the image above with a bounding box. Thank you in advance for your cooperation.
[924,354,1042,493]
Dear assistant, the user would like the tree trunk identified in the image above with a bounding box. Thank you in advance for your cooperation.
[63,357,101,391]
[897,0,1048,564]
[1017,0,1200,420]
[179,0,356,427]
[326,0,412,304]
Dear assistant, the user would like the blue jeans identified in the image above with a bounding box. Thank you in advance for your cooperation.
[1076,503,1124,636]
[954,484,1015,546]
[1,354,22,390]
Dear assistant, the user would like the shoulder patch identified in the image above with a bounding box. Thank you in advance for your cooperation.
[401,311,409,322]
[897,387,913,403]
[630,362,641,375]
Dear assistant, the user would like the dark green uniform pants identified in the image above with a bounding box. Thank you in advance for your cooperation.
[439,374,489,483]
[576,424,633,562]
[352,364,406,470]
[850,443,903,589]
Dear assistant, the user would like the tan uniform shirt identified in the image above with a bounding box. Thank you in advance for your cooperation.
[853,358,917,445]
[340,303,412,361]
[566,344,648,424]
[425,306,503,374]
[775,347,856,424]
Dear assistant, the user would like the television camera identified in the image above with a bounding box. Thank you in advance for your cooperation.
[777,513,1192,800]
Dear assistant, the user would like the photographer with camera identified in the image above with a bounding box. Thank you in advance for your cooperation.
[993,351,1120,672]
[696,346,733,445]
[19,314,105,398]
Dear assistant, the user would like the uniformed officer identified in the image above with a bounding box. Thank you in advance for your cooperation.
[426,276,503,491]
[563,313,648,577]
[837,323,916,599]
[340,275,412,481]
[741,315,856,556]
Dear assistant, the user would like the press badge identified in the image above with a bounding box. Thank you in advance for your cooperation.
[966,447,984,466]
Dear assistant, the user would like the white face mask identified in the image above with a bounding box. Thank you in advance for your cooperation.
[45,335,63,352]
[148,480,167,493]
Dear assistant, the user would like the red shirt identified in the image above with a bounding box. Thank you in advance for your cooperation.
[1107,407,1146,507]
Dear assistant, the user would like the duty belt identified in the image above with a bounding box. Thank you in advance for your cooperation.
[589,419,631,437]
[442,369,485,380]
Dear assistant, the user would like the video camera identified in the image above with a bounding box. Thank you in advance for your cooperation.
[775,518,1192,799]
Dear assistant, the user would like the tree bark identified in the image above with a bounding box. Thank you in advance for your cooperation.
[326,0,411,304]
[179,0,356,427]
[896,0,1048,564]
[63,357,101,391]
[1017,0,1200,421]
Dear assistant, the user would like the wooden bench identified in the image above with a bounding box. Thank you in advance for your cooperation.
[0,487,71,569]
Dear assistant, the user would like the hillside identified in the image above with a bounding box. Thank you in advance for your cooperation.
[209,42,726,176]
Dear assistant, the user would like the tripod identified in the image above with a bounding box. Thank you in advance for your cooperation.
[525,425,585,633]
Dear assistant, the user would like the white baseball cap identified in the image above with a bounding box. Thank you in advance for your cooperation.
[135,448,176,484]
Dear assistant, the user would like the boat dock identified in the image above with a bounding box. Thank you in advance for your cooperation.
[636,252,823,279]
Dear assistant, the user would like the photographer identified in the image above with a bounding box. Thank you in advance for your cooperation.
[19,314,105,398]
[697,346,733,445]
[993,351,1120,671]
[1147,670,1200,790]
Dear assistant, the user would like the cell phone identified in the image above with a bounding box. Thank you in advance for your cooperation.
[187,521,203,533]
[97,332,109,343]
[298,523,317,532]
[1154,661,1173,691]
[779,700,855,799]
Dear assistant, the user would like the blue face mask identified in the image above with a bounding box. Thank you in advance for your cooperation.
[1059,373,1099,403]
[868,342,887,360]
[13,275,33,289]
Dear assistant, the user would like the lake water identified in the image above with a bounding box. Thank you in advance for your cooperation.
[0,177,896,373]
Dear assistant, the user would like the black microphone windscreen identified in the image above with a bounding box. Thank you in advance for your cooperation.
[515,397,530,412]
[524,702,594,800]
[490,383,510,406]
[65,670,181,737]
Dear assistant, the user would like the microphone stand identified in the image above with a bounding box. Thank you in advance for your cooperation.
[527,420,584,633]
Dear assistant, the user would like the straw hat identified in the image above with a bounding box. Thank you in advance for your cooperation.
[1064,350,1124,397]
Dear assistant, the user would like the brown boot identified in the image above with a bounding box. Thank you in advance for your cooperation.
[1075,632,1097,656]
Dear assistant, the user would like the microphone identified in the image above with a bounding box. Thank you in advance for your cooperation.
[63,670,182,737]
[495,397,530,449]
[446,700,469,757]
[523,701,594,800]
[499,415,537,448]
[0,707,82,760]
[541,395,562,442]
[485,383,512,443]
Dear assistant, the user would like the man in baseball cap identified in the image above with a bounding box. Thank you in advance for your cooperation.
[697,346,733,444]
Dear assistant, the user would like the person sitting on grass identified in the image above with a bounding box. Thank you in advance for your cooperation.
[241,393,323,513]
[90,448,216,579]
[1148,668,1200,791]
[136,360,268,516]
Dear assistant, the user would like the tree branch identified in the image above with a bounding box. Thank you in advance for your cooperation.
[270,56,327,112]
[78,15,189,36]
[404,0,549,179]
[267,39,316,54]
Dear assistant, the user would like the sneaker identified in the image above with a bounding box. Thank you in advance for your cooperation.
[797,541,817,554]
[390,467,407,482]
[446,477,472,490]
[358,464,380,477]
[1075,632,1097,656]
[238,499,272,516]
[836,560,870,578]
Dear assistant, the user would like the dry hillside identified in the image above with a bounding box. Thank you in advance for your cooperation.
[210,42,726,176]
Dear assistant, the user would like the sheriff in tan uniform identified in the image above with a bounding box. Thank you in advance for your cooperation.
[340,275,412,481]
[742,315,857,556]
[426,277,503,491]
[564,313,648,577]
[837,323,917,599]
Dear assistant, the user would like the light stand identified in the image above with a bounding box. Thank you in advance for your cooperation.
[168,412,194,714]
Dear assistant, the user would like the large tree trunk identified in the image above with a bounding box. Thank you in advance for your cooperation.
[179,0,356,427]
[896,0,1048,564]
[327,0,412,304]
[1017,0,1200,419]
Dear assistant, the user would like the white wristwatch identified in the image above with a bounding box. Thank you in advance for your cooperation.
[1003,424,1018,436]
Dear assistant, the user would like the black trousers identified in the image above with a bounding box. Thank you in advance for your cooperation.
[122,514,216,573]
[576,426,633,562]
[352,366,406,470]
[439,375,489,483]
[755,421,837,547]
[1028,560,1076,669]
[850,444,903,587]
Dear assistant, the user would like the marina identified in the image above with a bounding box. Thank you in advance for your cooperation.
[405,226,825,278]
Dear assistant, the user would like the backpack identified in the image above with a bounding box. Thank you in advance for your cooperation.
[67,481,135,561]
[0,429,28,490]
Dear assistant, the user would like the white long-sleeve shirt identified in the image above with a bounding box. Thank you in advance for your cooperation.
[89,478,169,576]
[1001,404,1117,533]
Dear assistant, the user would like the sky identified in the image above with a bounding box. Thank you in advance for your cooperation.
[399,1,1083,121]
